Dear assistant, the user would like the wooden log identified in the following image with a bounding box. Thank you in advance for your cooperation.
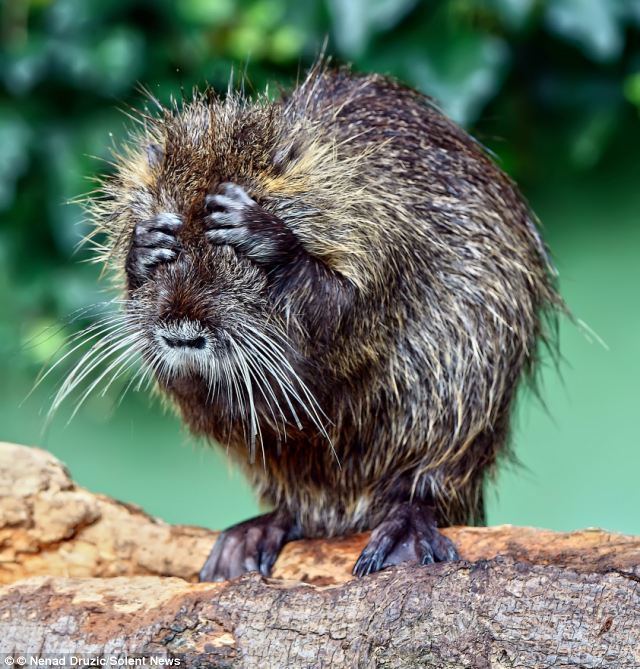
[1,441,639,667]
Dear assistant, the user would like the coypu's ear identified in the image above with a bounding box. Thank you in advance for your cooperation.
[146,143,164,168]
[272,141,300,174]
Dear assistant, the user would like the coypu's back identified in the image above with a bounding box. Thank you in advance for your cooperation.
[259,65,565,526]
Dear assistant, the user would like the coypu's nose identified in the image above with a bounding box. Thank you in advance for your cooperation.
[156,319,208,352]
[162,335,207,349]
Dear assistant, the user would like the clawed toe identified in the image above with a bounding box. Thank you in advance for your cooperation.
[204,183,255,227]
[205,227,248,243]
[138,246,177,268]
[218,182,255,206]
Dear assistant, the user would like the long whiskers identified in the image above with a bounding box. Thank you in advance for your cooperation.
[38,302,148,426]
[40,300,336,468]
[231,320,338,467]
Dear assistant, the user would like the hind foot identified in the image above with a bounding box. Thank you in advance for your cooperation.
[199,509,300,582]
[353,500,459,577]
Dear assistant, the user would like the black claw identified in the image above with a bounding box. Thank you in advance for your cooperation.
[204,194,222,214]
[259,549,278,577]
[353,501,459,577]
[431,533,459,562]
[420,543,435,565]
[353,552,373,578]
[356,534,393,576]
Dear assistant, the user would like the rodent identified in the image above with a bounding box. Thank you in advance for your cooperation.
[87,61,563,580]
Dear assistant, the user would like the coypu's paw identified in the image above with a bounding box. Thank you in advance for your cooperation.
[205,182,301,265]
[125,213,182,289]
[199,509,301,582]
[353,500,459,577]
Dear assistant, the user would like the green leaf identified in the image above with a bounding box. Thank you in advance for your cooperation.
[407,34,508,125]
[89,27,145,95]
[489,0,536,29]
[568,108,617,168]
[0,113,32,211]
[545,0,624,63]
[177,0,235,25]
[327,0,419,57]
[244,0,286,30]
[623,72,640,108]
[270,25,307,63]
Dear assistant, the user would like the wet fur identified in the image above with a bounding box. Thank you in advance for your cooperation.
[88,62,563,538]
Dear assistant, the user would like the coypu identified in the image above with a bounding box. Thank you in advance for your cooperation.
[80,61,562,580]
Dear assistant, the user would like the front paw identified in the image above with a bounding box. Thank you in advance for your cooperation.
[204,182,299,264]
[199,510,300,582]
[125,213,182,289]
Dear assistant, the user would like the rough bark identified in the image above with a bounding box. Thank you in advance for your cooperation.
[1,441,639,667]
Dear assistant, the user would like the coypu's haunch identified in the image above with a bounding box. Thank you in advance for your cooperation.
[85,61,563,580]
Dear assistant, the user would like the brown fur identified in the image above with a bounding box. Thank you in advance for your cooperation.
[87,62,563,536]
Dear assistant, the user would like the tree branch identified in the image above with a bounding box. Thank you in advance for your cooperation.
[1,441,638,667]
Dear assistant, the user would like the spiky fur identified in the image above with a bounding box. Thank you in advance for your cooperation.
[87,63,563,535]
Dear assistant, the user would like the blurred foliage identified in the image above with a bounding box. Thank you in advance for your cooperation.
[0,0,639,379]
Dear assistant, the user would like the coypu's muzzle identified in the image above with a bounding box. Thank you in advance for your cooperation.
[136,244,268,380]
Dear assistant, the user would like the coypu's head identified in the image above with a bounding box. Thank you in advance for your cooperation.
[60,91,331,454]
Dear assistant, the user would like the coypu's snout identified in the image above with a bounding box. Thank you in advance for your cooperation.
[156,320,208,350]
[137,245,270,385]
[152,319,216,375]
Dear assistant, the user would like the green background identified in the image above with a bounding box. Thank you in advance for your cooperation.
[1,0,638,534]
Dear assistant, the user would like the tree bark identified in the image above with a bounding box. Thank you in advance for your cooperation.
[1,441,639,667]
